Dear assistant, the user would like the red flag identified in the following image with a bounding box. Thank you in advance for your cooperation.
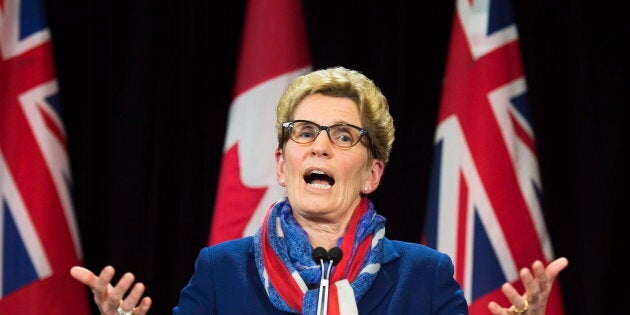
[0,0,90,313]
[209,0,311,245]
[423,1,565,313]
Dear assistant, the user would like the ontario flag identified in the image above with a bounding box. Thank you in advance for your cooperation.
[0,0,90,314]
[209,0,311,245]
[423,0,565,313]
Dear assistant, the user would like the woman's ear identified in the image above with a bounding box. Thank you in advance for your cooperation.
[275,148,286,187]
[362,159,385,194]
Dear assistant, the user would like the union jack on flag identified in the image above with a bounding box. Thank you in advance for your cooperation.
[0,0,89,313]
[423,0,565,313]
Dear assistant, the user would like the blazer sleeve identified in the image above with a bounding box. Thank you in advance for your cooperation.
[432,252,468,314]
[172,247,215,315]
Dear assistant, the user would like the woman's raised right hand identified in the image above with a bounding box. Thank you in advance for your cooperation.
[70,265,152,315]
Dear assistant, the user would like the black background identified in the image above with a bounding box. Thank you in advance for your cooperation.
[45,1,626,314]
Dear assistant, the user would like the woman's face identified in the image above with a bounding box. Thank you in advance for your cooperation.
[275,94,384,222]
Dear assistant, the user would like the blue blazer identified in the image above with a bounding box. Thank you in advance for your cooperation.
[173,237,468,314]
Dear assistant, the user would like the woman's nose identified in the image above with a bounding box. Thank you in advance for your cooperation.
[310,130,332,157]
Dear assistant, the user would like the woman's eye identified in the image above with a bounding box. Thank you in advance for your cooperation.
[338,134,354,143]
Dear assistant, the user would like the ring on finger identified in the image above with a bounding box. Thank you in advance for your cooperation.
[508,300,528,313]
[117,305,134,315]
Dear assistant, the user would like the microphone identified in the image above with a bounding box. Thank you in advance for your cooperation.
[312,247,344,315]
[312,247,328,263]
[327,247,343,265]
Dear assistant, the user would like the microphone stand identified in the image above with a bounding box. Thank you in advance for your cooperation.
[313,247,328,315]
[313,247,343,315]
[320,257,334,315]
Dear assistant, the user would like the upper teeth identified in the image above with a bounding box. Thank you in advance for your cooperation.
[311,170,324,175]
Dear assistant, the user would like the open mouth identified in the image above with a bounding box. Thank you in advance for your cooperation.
[304,169,335,189]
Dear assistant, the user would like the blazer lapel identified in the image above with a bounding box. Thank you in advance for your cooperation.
[357,238,399,313]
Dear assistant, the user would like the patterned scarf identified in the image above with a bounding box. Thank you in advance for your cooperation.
[253,197,386,315]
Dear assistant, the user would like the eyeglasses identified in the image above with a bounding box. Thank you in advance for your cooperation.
[282,120,369,148]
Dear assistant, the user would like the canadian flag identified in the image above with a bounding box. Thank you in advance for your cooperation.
[209,0,311,245]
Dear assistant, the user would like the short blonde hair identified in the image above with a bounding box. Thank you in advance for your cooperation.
[276,66,395,164]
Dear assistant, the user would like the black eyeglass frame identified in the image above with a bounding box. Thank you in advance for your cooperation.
[281,120,369,149]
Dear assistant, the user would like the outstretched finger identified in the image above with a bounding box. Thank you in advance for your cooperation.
[108,272,135,307]
[70,265,115,297]
[70,266,98,288]
[487,301,508,315]
[528,260,548,296]
[519,266,540,302]
[546,257,569,282]
[119,282,146,311]
[134,297,153,315]
[500,282,526,309]
[94,266,116,295]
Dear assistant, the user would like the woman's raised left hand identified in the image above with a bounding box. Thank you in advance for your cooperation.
[487,257,568,315]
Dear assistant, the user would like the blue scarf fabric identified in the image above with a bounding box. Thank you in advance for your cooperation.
[253,197,386,314]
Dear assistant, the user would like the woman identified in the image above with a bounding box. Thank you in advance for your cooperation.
[71,67,568,314]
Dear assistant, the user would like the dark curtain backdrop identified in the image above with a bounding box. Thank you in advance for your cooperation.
[44,1,626,314]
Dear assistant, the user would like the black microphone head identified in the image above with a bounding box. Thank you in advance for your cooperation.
[328,247,343,265]
[312,247,328,263]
